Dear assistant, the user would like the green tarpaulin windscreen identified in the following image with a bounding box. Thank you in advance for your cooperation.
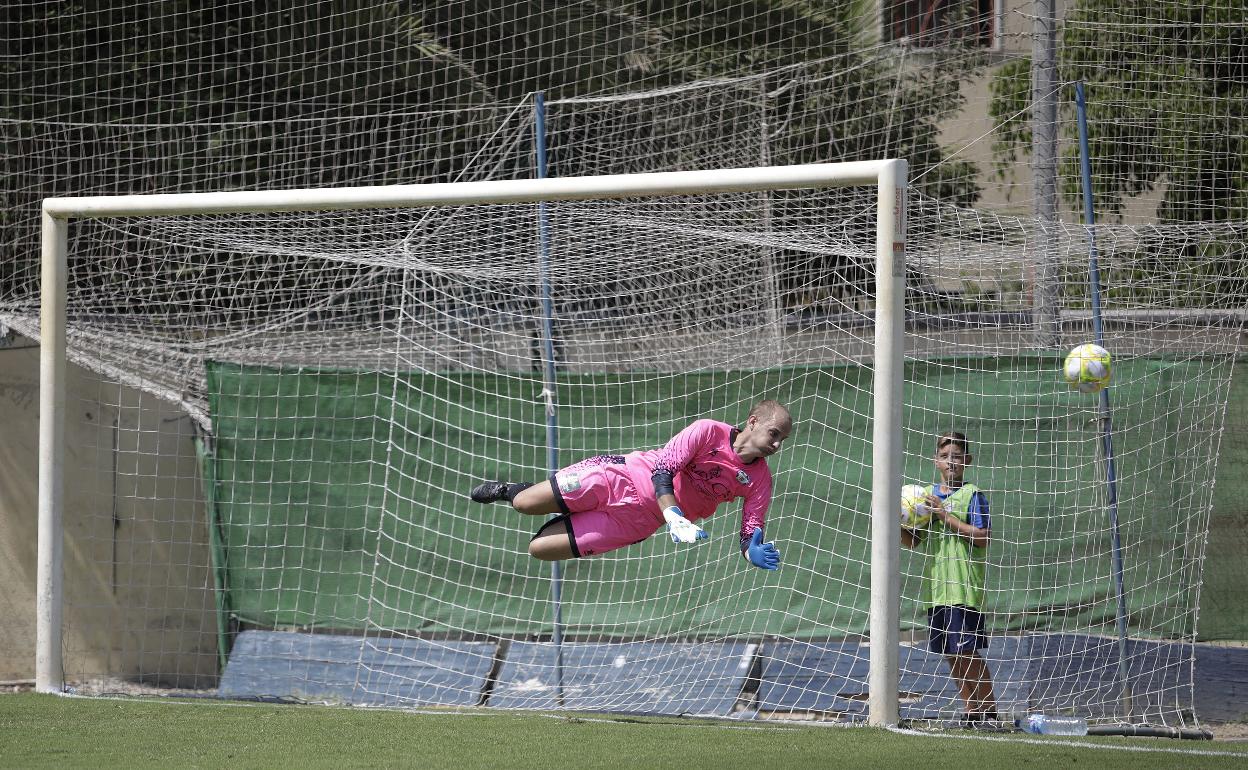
[204,357,1230,642]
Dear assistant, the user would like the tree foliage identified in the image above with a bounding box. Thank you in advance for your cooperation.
[989,0,1247,224]
[2,1,980,181]
[1,1,985,301]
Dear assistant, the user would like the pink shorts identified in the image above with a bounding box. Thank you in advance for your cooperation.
[536,455,662,557]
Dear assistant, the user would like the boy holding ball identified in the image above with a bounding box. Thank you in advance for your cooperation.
[901,430,998,726]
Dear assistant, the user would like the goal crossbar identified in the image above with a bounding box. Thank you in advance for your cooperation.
[42,161,901,218]
[37,160,908,724]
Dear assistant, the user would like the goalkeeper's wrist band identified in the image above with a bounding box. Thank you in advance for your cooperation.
[652,470,676,498]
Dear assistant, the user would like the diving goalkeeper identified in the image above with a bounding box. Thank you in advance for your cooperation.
[468,399,791,569]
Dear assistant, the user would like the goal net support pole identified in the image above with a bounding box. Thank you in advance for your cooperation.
[37,160,908,724]
[532,91,567,704]
[1075,81,1131,715]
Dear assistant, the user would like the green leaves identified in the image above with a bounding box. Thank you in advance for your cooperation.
[988,0,1247,224]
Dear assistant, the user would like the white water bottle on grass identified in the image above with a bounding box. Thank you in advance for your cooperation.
[1018,714,1088,736]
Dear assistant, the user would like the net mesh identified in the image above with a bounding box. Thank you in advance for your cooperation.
[19,188,1248,724]
[2,0,1245,726]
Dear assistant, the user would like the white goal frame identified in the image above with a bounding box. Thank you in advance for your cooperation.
[37,160,908,724]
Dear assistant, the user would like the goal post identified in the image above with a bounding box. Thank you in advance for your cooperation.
[37,160,909,725]
[35,211,68,697]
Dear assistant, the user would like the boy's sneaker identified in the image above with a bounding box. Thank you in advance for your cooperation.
[470,481,509,503]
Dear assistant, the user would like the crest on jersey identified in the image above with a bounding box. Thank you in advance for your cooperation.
[736,470,751,485]
[557,473,582,493]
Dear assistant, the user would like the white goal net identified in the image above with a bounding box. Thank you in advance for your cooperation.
[22,160,1246,728]
[3,0,1245,732]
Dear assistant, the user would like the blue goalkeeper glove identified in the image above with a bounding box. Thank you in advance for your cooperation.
[746,527,780,570]
[663,506,707,544]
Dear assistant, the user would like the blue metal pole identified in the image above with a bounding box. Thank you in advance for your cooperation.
[533,91,565,705]
[1075,80,1132,716]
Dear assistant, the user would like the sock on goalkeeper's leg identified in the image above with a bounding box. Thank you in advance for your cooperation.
[469,481,532,504]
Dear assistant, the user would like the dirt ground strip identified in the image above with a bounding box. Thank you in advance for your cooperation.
[1211,722,1248,742]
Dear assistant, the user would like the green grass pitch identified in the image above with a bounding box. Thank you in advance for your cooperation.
[1,693,1244,769]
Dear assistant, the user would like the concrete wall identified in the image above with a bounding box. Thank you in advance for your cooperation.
[0,342,218,689]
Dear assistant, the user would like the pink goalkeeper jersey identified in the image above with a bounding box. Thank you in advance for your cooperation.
[624,419,774,547]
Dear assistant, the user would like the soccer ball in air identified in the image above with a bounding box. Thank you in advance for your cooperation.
[900,484,932,529]
[1063,343,1113,394]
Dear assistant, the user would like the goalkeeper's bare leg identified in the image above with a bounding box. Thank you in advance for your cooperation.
[528,517,576,561]
[470,472,666,561]
[469,480,574,559]
[501,484,579,560]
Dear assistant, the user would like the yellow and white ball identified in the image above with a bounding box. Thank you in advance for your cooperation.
[1063,343,1112,394]
[900,484,932,528]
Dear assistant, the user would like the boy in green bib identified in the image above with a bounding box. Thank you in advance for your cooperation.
[901,431,998,726]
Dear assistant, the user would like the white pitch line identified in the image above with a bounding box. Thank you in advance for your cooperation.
[887,725,1247,759]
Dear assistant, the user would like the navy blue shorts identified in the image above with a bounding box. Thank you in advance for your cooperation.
[928,605,987,656]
